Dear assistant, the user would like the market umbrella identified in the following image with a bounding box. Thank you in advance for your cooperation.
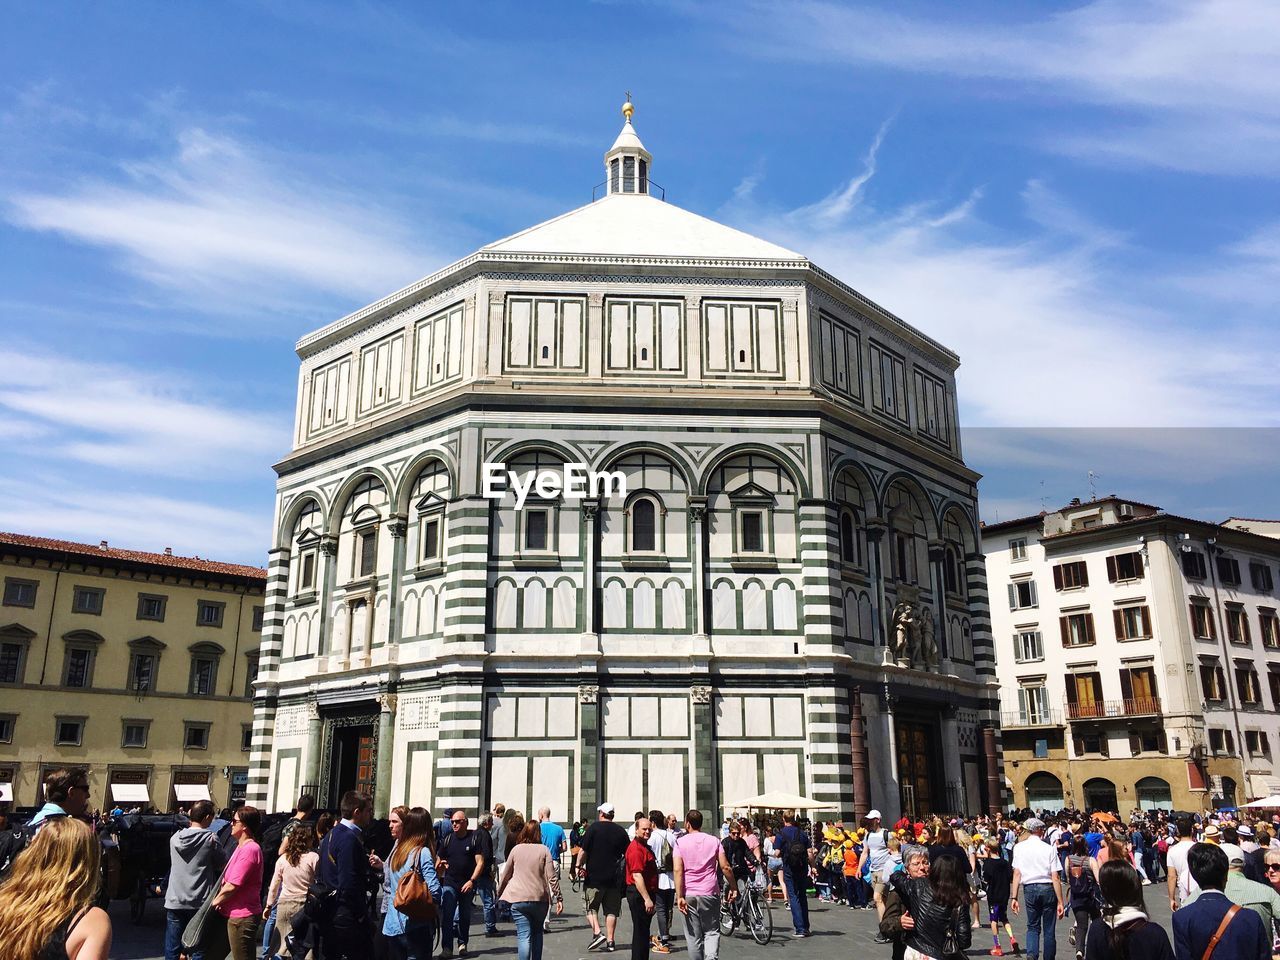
[1093,812,1119,824]
[721,790,838,811]
[1242,795,1280,808]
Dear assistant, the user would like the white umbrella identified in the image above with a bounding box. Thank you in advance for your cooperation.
[1242,795,1280,808]
[721,790,838,811]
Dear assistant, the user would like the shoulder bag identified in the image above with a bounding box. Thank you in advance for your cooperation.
[180,855,232,952]
[1201,903,1240,960]
[394,847,438,922]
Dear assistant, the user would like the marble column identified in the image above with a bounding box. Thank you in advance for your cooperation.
[983,726,1003,816]
[927,540,952,671]
[386,517,407,657]
[865,519,890,664]
[375,694,397,817]
[318,535,338,657]
[304,700,322,798]
[578,683,600,822]
[849,685,871,821]
[692,684,716,814]
[581,501,601,654]
[689,498,710,654]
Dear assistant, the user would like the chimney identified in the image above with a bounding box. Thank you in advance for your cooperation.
[1069,498,1081,506]
[99,540,109,550]
[164,547,173,556]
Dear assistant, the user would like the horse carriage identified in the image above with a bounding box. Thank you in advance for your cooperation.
[102,814,234,923]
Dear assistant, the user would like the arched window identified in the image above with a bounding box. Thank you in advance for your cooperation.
[1024,772,1064,810]
[631,498,657,553]
[1135,776,1172,811]
[840,511,857,565]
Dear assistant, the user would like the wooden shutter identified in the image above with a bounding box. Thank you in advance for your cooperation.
[1008,584,1017,610]
[1029,581,1038,607]
[1086,613,1096,643]
[1141,606,1152,637]
[1106,555,1118,582]
[1053,565,1064,590]
[1129,733,1140,756]
[1060,616,1070,646]
[1065,677,1079,705]
[1113,608,1125,640]
[1120,668,1134,702]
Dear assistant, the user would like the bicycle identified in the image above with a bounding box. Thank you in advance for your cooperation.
[719,877,773,945]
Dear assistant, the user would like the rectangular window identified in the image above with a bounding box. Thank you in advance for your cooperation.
[244,655,259,699]
[1217,556,1241,586]
[1106,552,1144,582]
[1190,602,1217,640]
[1073,733,1109,757]
[0,715,13,743]
[55,718,84,746]
[183,724,210,750]
[1129,730,1166,756]
[196,600,225,628]
[1013,630,1044,663]
[122,722,149,748]
[1009,538,1027,561]
[1113,605,1152,641]
[1008,580,1038,611]
[1053,561,1089,590]
[422,517,441,561]
[1271,672,1280,709]
[1182,550,1207,579]
[741,511,765,553]
[136,594,166,621]
[71,586,104,615]
[129,653,156,692]
[2,578,36,607]
[1209,728,1235,755]
[63,648,92,688]
[524,509,549,552]
[0,642,23,684]
[189,658,216,696]
[1119,665,1159,712]
[241,725,253,752]
[1066,671,1104,718]
[1060,612,1096,647]
[1200,662,1227,701]
[1017,685,1050,724]
[1251,563,1274,592]
[868,340,908,422]
[1227,606,1251,645]
[252,606,264,631]
[1261,611,1280,649]
[357,530,377,577]
[299,551,317,591]
[1237,667,1262,705]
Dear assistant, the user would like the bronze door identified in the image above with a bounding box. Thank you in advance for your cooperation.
[897,720,935,818]
[356,735,376,797]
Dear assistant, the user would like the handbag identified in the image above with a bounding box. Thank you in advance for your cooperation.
[1202,904,1240,960]
[394,847,438,923]
[180,857,231,951]
[941,905,960,958]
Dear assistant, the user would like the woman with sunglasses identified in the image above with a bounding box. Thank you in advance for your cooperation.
[1264,849,1280,895]
[207,806,265,960]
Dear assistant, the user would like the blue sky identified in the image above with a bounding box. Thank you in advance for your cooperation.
[2,1,1278,564]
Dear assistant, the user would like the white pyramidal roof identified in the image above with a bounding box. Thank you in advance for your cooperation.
[482,192,806,262]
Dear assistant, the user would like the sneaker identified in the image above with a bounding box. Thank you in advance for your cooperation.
[991,948,1004,957]
[1011,943,1021,955]
[607,941,617,952]
[1069,930,1076,947]
[874,935,892,944]
[652,945,671,954]
[459,947,468,958]
[589,934,608,951]
[794,932,810,939]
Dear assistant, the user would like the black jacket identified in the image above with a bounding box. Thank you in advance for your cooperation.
[890,872,972,960]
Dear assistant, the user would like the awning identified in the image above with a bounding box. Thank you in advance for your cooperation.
[1243,794,1280,808]
[111,783,150,803]
[0,783,11,802]
[174,784,212,802]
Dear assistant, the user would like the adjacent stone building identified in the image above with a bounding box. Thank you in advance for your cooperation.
[0,532,264,811]
[985,497,1280,812]
[251,102,1003,823]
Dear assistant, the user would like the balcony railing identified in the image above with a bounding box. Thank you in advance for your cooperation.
[1066,697,1162,720]
[1000,709,1064,728]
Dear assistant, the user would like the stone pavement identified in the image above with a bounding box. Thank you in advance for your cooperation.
[107,883,1177,960]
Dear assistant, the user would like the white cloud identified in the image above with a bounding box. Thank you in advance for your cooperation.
[715,0,1280,175]
[0,346,288,479]
[6,128,448,307]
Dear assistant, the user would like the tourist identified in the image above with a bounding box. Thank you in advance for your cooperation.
[0,805,23,876]
[29,767,91,830]
[474,813,500,938]
[207,805,265,960]
[647,808,677,953]
[0,817,111,960]
[1084,861,1172,960]
[929,824,974,877]
[538,807,568,935]
[843,836,867,909]
[578,803,630,952]
[437,808,484,957]
[163,799,224,960]
[721,820,758,902]
[1239,824,1265,883]
[880,849,929,960]
[674,809,736,960]
[1171,843,1269,960]
[492,803,509,875]
[1165,817,1198,912]
[1185,844,1280,931]
[1011,817,1065,960]
[316,791,378,960]
[626,818,659,960]
[763,825,786,904]
[890,852,972,960]
[1067,836,1103,960]
[381,806,441,960]
[776,810,815,937]
[860,810,895,927]
[980,836,1019,957]
[505,811,527,860]
[265,811,319,960]
[498,821,563,960]
[1264,849,1280,895]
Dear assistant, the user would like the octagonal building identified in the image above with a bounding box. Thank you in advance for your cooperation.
[251,104,1003,822]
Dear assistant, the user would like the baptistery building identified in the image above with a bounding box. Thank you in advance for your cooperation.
[250,103,1003,823]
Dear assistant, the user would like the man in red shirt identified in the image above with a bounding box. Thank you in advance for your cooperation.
[627,818,659,960]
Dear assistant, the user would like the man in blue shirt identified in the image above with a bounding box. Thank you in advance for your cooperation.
[317,790,378,960]
[775,811,814,937]
[1172,843,1269,960]
[29,768,91,828]
[539,807,568,934]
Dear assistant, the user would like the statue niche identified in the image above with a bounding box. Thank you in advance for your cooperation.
[889,587,939,671]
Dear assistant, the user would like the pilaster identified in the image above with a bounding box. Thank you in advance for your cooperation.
[798,498,842,654]
[579,683,600,821]
[691,684,716,814]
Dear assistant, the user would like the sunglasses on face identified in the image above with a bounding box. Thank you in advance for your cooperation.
[452,818,466,825]
[1267,865,1280,873]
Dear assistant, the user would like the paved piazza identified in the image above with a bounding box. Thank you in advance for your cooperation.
[108,889,1177,960]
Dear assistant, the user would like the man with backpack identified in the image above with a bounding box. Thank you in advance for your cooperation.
[314,790,379,960]
[578,803,630,952]
[776,811,815,938]
[646,808,677,954]
[857,810,895,942]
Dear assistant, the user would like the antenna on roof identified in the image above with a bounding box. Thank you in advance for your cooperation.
[1088,470,1100,501]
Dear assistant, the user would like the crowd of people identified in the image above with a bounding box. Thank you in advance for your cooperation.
[10,766,1280,960]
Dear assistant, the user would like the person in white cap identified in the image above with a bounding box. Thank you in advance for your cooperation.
[577,803,630,952]
[857,810,895,938]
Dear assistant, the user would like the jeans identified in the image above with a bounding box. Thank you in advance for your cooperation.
[654,889,675,943]
[1023,882,1058,960]
[783,868,810,935]
[386,925,435,960]
[440,883,476,951]
[845,875,867,908]
[475,876,498,933]
[626,889,653,960]
[261,904,279,960]
[682,895,721,960]
[510,901,545,960]
[165,908,202,960]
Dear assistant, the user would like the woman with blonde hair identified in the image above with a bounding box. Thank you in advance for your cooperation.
[381,806,442,960]
[264,817,320,960]
[0,816,112,960]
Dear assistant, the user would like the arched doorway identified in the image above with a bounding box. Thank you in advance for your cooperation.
[1135,776,1172,811]
[1083,777,1117,812]
[1024,772,1064,811]
[1215,777,1238,809]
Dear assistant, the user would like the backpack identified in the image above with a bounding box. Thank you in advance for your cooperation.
[1068,860,1102,910]
[784,832,810,873]
[657,832,673,874]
